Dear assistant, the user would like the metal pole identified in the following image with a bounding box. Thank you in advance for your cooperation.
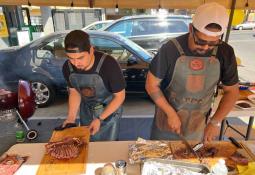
[245,116,254,140]
[225,0,236,43]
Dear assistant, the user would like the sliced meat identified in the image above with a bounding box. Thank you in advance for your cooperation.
[174,146,219,159]
[229,152,248,165]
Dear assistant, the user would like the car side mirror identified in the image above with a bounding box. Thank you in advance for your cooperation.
[36,50,54,58]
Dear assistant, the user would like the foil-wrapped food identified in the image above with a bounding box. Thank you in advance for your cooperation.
[128,138,172,164]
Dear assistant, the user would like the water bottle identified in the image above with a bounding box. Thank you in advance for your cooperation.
[16,130,25,143]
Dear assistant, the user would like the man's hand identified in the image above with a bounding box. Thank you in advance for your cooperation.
[167,114,181,134]
[89,118,101,135]
[203,123,220,143]
[62,119,75,127]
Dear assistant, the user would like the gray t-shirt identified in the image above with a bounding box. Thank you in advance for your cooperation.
[149,33,239,90]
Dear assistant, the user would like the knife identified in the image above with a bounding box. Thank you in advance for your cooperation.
[178,134,203,163]
[229,137,242,148]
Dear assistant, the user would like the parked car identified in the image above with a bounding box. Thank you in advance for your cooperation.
[0,31,152,107]
[83,20,114,30]
[233,22,255,30]
[101,15,191,52]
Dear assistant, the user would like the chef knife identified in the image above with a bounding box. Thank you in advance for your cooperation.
[178,134,203,163]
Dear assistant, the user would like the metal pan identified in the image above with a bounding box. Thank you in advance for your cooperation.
[142,158,210,174]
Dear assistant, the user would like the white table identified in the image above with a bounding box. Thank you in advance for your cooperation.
[7,141,140,175]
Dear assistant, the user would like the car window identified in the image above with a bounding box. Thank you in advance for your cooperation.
[90,37,133,63]
[132,19,188,36]
[107,20,132,37]
[37,37,66,59]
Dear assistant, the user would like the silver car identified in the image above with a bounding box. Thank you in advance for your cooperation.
[233,22,255,30]
[102,15,192,53]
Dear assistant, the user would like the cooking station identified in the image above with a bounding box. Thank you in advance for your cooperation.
[3,139,255,175]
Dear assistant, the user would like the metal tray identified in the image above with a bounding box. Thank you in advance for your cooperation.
[142,158,210,174]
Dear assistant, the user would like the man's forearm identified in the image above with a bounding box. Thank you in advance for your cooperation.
[145,71,177,117]
[212,84,239,122]
[99,89,125,120]
[147,87,177,117]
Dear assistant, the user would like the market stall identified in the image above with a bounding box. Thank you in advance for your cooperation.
[2,138,255,175]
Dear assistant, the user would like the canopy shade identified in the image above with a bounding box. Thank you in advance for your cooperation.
[0,0,255,9]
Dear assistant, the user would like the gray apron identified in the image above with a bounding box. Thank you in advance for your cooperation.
[151,39,220,140]
[68,54,122,141]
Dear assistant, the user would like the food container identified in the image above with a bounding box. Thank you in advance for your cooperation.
[235,100,254,110]
[141,158,210,175]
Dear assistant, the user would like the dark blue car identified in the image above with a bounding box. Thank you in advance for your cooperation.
[0,31,152,107]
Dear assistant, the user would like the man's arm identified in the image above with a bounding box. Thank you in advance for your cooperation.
[145,71,181,133]
[89,89,125,135]
[63,87,81,126]
[203,83,239,142]
[99,89,125,120]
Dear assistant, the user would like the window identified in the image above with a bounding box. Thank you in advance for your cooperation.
[132,19,188,36]
[90,37,132,63]
[37,37,65,59]
[107,20,132,37]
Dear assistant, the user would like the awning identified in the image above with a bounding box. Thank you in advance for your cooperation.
[0,0,255,9]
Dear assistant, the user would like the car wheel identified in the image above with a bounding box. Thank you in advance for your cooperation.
[238,26,243,30]
[30,78,56,107]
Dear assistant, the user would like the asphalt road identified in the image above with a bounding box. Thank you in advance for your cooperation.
[228,30,255,82]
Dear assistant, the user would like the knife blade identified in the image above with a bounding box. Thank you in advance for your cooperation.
[178,134,203,163]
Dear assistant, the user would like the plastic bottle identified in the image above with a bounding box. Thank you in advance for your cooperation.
[211,159,228,175]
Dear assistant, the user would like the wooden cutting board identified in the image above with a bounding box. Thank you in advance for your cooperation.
[36,126,90,175]
[239,90,254,100]
[170,141,237,166]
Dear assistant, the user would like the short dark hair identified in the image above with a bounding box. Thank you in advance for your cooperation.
[205,23,222,31]
[64,30,91,52]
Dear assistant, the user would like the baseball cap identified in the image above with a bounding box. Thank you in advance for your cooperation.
[64,30,91,53]
[192,2,229,36]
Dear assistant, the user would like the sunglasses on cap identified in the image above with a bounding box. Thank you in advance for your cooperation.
[192,25,222,47]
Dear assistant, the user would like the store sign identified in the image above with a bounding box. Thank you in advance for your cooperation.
[0,14,9,37]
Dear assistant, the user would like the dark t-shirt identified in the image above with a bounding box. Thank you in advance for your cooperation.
[62,51,126,93]
[149,33,239,89]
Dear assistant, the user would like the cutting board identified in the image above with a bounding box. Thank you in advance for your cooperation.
[170,141,237,166]
[239,90,254,100]
[36,126,90,175]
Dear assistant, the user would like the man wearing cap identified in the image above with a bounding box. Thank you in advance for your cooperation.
[146,2,239,142]
[61,30,125,141]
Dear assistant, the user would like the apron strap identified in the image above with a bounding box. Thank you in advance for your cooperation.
[67,61,74,73]
[171,39,185,56]
[211,46,218,57]
[95,54,107,73]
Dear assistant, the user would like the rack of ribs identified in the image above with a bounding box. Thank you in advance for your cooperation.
[45,137,85,159]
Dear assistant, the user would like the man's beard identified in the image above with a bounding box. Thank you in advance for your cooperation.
[191,48,213,56]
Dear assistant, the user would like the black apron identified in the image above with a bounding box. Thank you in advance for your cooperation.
[151,39,220,140]
[68,54,122,141]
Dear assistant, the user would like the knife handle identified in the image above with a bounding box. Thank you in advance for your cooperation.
[229,137,242,148]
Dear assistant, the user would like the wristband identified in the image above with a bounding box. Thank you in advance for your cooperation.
[209,119,221,127]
